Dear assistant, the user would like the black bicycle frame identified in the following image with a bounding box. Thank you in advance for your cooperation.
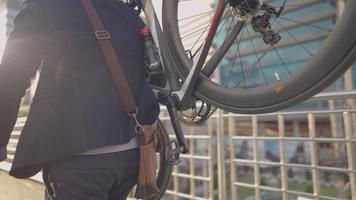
[141,0,227,108]
[140,0,227,155]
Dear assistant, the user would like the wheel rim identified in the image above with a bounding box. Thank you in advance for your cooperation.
[149,120,173,200]
[163,0,356,113]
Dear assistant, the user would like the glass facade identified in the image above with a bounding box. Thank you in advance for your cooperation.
[216,1,339,89]
[212,0,356,113]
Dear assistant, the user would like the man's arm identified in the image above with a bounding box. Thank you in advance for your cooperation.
[0,0,47,161]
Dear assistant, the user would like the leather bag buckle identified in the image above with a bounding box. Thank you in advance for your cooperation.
[95,30,111,40]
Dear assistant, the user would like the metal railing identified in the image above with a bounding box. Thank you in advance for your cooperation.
[159,113,215,200]
[226,112,355,200]
[160,91,356,200]
[1,91,356,200]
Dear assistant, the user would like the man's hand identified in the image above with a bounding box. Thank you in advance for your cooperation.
[0,146,7,162]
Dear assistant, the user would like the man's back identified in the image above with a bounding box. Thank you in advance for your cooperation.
[0,0,159,178]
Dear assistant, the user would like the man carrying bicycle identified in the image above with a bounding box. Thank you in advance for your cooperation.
[0,0,159,199]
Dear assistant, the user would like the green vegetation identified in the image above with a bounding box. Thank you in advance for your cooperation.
[237,187,255,200]
[228,173,351,199]
[288,182,313,193]
[17,110,28,118]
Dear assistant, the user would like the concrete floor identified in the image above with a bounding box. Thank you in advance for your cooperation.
[0,170,44,200]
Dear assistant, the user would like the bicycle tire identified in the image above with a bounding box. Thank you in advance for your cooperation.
[162,0,356,114]
[148,119,173,200]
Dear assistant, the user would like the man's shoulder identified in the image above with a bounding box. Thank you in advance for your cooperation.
[15,0,48,23]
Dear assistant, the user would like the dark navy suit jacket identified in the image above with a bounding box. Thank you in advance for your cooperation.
[0,0,160,178]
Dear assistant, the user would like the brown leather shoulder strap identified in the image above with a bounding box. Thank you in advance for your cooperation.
[80,0,138,114]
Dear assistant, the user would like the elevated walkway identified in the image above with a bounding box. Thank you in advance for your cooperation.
[0,170,43,200]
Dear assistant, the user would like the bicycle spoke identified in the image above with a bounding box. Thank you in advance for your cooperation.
[211,14,235,80]
[186,0,229,76]
[214,9,234,40]
[237,28,247,89]
[226,28,246,88]
[178,10,215,22]
[180,24,211,40]
[189,26,210,56]
[205,22,245,73]
[180,8,231,39]
[184,7,234,60]
[206,12,236,77]
[278,16,332,32]
[283,0,322,8]
[245,26,269,86]
[230,30,328,58]
[275,20,314,57]
[234,46,272,88]
[202,20,246,77]
[272,46,291,76]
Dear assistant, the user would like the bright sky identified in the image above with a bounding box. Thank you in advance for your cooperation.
[151,0,213,23]
[175,0,213,18]
[0,1,6,62]
[0,0,214,62]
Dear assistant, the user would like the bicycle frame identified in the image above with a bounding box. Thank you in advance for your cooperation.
[139,0,228,151]
[140,0,181,93]
[140,0,227,109]
[138,0,227,155]
[138,0,185,155]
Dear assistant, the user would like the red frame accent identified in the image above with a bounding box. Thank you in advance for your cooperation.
[206,0,224,41]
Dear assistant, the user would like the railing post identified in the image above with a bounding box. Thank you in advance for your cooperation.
[217,109,227,200]
[308,113,320,199]
[343,112,356,199]
[189,126,195,199]
[207,118,214,200]
[278,114,288,200]
[329,100,346,197]
[252,115,261,200]
[228,113,237,200]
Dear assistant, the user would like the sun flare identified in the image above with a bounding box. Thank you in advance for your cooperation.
[0,3,7,62]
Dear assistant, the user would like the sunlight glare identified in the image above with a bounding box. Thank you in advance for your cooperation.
[0,3,7,63]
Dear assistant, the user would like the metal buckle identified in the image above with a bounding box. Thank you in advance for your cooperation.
[128,109,144,133]
[95,30,111,40]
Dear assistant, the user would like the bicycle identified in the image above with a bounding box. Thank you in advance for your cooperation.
[127,0,356,199]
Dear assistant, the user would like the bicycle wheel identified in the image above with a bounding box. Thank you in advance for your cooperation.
[148,119,173,200]
[162,0,356,113]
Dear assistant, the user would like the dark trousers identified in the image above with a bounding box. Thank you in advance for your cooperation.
[43,148,139,200]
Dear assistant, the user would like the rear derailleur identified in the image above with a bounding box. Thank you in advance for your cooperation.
[230,0,285,46]
[251,3,284,45]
